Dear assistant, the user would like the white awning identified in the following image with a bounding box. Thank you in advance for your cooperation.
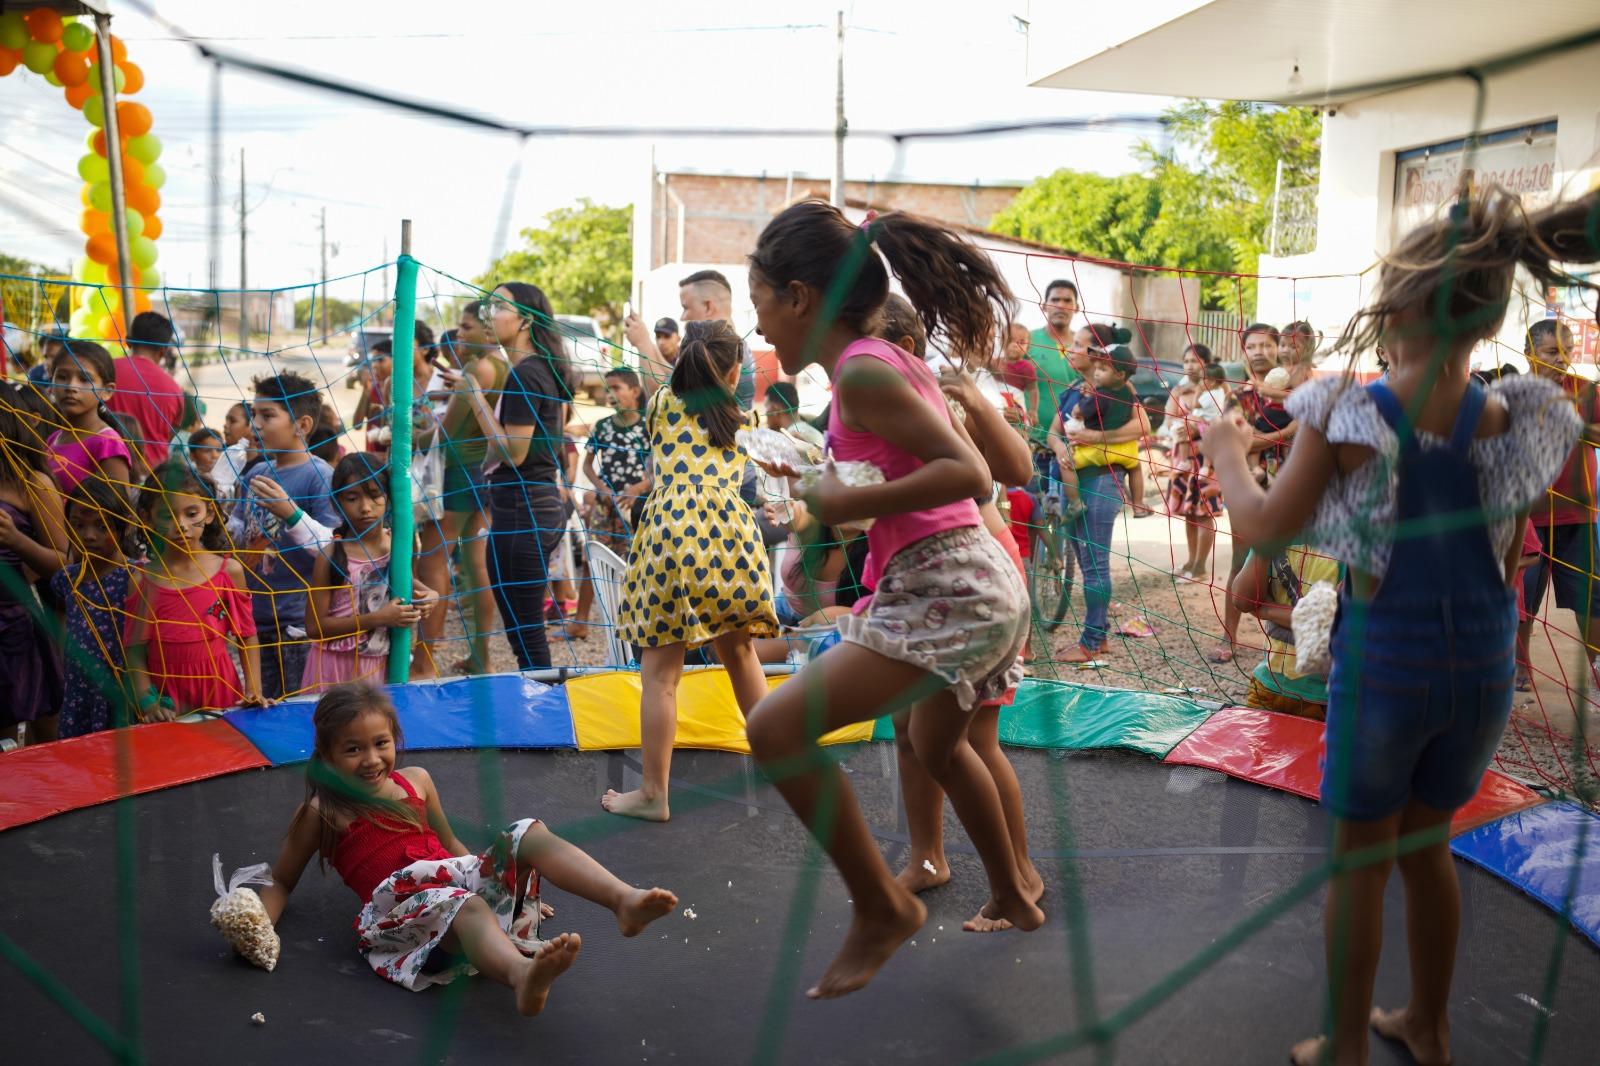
[1026,0,1600,104]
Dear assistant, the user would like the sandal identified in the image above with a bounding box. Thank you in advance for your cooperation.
[1515,670,1533,692]
[1062,643,1105,664]
[1208,644,1235,664]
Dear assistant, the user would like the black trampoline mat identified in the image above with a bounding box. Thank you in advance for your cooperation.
[2,746,1596,1065]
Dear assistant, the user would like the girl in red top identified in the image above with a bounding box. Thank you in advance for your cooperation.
[125,462,263,716]
[256,683,678,1013]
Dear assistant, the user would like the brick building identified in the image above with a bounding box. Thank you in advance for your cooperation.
[640,170,1025,271]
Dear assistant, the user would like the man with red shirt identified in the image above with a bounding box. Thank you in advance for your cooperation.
[1519,319,1600,686]
[109,311,187,468]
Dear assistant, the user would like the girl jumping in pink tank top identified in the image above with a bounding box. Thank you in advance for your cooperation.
[744,201,1041,1000]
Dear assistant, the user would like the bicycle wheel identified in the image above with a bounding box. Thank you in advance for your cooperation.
[1029,512,1075,632]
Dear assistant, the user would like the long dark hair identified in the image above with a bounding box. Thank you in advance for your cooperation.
[296,682,424,864]
[65,477,139,560]
[670,319,744,448]
[748,199,1013,363]
[135,461,227,554]
[0,382,49,490]
[496,281,575,396]
[327,452,388,582]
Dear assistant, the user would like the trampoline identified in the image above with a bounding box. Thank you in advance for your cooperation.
[2,673,1598,1064]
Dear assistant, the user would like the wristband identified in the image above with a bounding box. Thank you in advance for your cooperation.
[286,507,304,528]
[139,687,161,709]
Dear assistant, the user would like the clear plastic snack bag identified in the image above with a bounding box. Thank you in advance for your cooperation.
[1291,581,1337,677]
[210,853,280,972]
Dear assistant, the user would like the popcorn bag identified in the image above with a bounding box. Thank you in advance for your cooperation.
[210,853,280,972]
[1292,581,1338,677]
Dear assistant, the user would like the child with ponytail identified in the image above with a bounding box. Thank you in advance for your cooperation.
[601,319,778,822]
[1201,189,1599,1066]
[743,202,1038,1000]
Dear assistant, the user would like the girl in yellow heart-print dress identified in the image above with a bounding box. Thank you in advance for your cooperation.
[605,320,778,823]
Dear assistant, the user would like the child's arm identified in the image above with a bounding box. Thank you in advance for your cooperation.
[812,362,989,526]
[1249,420,1299,454]
[122,578,171,722]
[941,372,1032,487]
[1201,414,1339,551]
[402,767,472,857]
[306,553,421,639]
[258,801,322,926]
[1228,553,1291,626]
[582,450,610,509]
[223,558,265,704]
[1045,409,1071,466]
[0,474,67,576]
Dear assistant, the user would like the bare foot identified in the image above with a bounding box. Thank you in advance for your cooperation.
[1022,864,1045,904]
[1370,1006,1451,1065]
[514,933,581,1017]
[808,891,927,1000]
[987,890,1045,932]
[893,857,950,895]
[962,899,1011,933]
[601,788,669,822]
[559,622,590,641]
[616,886,678,937]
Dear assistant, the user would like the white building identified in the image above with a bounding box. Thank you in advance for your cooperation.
[1025,0,1600,370]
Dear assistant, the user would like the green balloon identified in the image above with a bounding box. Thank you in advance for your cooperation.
[62,22,93,52]
[77,152,109,183]
[0,13,26,51]
[44,68,62,87]
[130,235,158,270]
[86,62,125,93]
[128,134,162,165]
[140,265,161,289]
[124,208,145,239]
[89,181,112,213]
[23,40,57,75]
[143,162,166,190]
[83,93,105,128]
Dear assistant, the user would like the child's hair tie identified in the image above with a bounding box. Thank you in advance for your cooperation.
[858,210,878,243]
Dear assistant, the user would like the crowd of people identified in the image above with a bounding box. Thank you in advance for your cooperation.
[3,188,1598,1066]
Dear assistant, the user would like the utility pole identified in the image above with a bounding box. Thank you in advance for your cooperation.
[238,148,248,355]
[319,207,330,340]
[831,10,846,208]
[381,237,390,324]
[208,61,222,342]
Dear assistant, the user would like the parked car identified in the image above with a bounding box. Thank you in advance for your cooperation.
[1128,356,1186,433]
[556,314,614,401]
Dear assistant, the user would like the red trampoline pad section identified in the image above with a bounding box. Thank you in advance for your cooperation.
[0,720,269,832]
[1164,707,1543,834]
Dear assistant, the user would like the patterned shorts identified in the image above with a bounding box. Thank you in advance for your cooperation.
[354,818,541,991]
[837,526,1028,711]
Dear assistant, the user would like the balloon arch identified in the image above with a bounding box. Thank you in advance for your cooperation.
[0,5,163,351]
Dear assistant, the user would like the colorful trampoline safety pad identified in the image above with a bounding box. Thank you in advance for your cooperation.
[1001,680,1215,756]
[1165,707,1544,832]
[226,674,576,764]
[569,669,875,751]
[1452,802,1600,949]
[0,719,270,832]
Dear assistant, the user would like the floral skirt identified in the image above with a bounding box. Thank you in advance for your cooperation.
[354,818,541,991]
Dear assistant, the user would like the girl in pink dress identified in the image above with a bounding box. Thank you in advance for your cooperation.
[304,453,438,692]
[46,340,133,496]
[125,463,263,717]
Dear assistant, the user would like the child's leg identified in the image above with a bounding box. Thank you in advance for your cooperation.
[746,643,946,998]
[890,707,950,893]
[1290,811,1401,1066]
[439,894,581,1017]
[1128,459,1150,515]
[711,629,769,716]
[1189,514,1215,580]
[1059,464,1080,509]
[446,509,493,673]
[1369,798,1457,1066]
[601,643,685,821]
[906,693,1044,932]
[963,705,1040,932]
[515,821,677,937]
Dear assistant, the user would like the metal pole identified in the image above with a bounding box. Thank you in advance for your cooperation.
[1269,157,1284,257]
[387,219,417,683]
[208,62,221,303]
[319,207,329,339]
[92,14,134,340]
[831,10,846,208]
[238,148,248,353]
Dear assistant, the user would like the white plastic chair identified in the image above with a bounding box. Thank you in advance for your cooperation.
[583,540,633,669]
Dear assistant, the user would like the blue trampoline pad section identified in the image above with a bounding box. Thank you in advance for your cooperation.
[225,674,576,765]
[1452,801,1600,949]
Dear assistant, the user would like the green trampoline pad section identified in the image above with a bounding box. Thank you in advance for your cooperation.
[869,679,1214,757]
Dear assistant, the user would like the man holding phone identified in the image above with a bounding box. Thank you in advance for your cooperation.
[623,269,755,411]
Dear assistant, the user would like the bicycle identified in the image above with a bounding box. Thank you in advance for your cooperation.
[1025,447,1076,633]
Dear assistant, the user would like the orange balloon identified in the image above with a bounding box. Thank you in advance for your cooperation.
[64,80,92,108]
[106,264,141,287]
[119,60,143,94]
[86,231,117,265]
[105,33,126,62]
[0,48,20,77]
[81,208,109,232]
[91,129,122,157]
[133,291,152,314]
[25,9,64,44]
[125,185,159,214]
[115,100,151,136]
[120,156,144,187]
[143,214,162,240]
[53,49,87,86]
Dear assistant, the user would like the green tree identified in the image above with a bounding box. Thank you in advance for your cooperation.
[293,295,366,331]
[990,101,1321,312]
[0,252,70,334]
[477,199,631,338]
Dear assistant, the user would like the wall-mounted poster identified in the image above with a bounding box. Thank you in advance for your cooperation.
[1393,121,1557,242]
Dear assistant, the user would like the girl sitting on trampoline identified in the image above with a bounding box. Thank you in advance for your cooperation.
[1201,189,1597,1066]
[257,682,678,1016]
[744,202,1038,1000]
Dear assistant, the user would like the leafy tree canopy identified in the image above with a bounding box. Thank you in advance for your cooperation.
[477,199,631,338]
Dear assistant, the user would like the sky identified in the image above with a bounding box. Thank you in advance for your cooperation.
[2,0,1176,307]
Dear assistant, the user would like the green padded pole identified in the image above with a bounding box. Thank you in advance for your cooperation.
[387,223,417,682]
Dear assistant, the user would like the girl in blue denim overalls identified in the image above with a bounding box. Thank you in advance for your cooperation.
[1203,190,1597,1066]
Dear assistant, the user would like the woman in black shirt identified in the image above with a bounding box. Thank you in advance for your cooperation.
[451,281,574,670]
